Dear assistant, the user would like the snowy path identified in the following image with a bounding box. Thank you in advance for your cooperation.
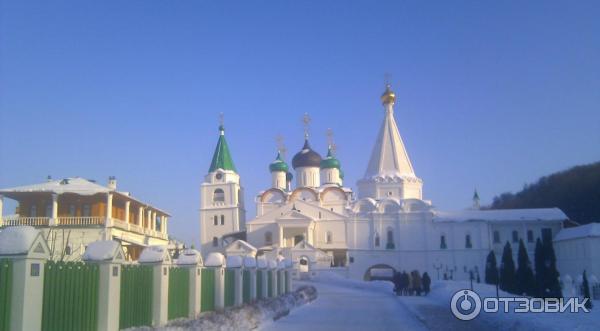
[259,280,428,331]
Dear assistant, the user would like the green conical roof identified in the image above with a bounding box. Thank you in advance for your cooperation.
[320,146,341,169]
[269,151,289,173]
[208,126,237,173]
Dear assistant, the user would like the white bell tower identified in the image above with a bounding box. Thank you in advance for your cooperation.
[200,123,246,256]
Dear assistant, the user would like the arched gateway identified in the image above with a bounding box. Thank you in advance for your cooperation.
[363,264,396,281]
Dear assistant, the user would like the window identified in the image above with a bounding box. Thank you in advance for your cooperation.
[212,237,218,247]
[527,230,534,243]
[493,231,500,244]
[220,215,225,225]
[82,204,91,217]
[512,230,519,243]
[69,204,76,217]
[213,188,225,202]
[440,235,447,249]
[326,231,332,244]
[45,204,52,217]
[30,205,37,217]
[465,234,472,249]
[386,228,395,249]
[213,215,218,225]
[374,233,380,247]
[265,231,273,245]
[65,245,72,256]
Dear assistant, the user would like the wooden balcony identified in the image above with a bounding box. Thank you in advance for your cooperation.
[0,216,168,240]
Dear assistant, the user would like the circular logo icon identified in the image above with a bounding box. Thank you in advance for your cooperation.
[451,289,482,321]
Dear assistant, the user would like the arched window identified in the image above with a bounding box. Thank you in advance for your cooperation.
[212,237,218,247]
[30,205,37,217]
[386,228,395,249]
[527,230,534,243]
[213,188,225,202]
[465,234,472,249]
[326,231,333,244]
[265,231,273,245]
[440,235,447,249]
[493,230,500,243]
[213,215,218,225]
[374,233,380,247]
[65,245,72,256]
[512,230,519,243]
[220,215,225,225]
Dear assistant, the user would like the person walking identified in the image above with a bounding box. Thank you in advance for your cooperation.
[411,270,422,296]
[392,271,402,296]
[422,272,431,295]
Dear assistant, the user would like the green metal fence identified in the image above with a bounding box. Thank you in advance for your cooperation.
[168,267,190,320]
[267,271,273,297]
[277,270,283,295]
[0,259,12,331]
[41,261,99,331]
[242,270,251,303]
[285,270,290,293]
[224,269,235,307]
[256,270,264,299]
[119,265,153,330]
[201,268,215,312]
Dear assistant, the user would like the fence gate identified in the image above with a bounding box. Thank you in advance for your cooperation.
[256,270,264,299]
[119,265,153,330]
[41,261,99,331]
[242,270,251,303]
[0,259,12,331]
[267,271,273,297]
[201,269,215,312]
[224,269,235,307]
[168,267,190,320]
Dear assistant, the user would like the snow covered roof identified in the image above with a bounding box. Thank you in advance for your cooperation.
[139,246,171,263]
[176,249,203,265]
[205,252,225,267]
[0,177,171,216]
[0,226,42,255]
[225,239,257,254]
[226,255,243,268]
[82,240,125,262]
[432,208,567,223]
[554,223,600,242]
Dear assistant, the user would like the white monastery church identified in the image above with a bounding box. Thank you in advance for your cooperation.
[200,84,568,281]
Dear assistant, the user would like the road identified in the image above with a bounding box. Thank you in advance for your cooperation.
[259,280,428,331]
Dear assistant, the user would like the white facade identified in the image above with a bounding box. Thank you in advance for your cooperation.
[200,84,568,281]
[554,223,600,281]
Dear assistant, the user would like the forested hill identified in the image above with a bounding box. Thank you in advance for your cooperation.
[487,162,600,224]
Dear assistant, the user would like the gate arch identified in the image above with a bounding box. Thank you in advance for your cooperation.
[363,264,396,281]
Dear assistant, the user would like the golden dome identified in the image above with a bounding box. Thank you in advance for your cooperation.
[381,84,396,105]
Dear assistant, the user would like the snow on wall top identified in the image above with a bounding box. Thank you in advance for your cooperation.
[226,255,243,268]
[205,252,225,267]
[0,226,39,255]
[257,256,268,269]
[82,240,120,261]
[432,208,567,223]
[139,246,168,263]
[176,249,203,265]
[243,256,257,268]
[268,259,277,269]
[554,223,600,242]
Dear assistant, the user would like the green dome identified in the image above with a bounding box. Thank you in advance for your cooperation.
[320,146,341,169]
[269,151,289,173]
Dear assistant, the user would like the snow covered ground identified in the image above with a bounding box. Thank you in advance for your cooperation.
[261,273,600,331]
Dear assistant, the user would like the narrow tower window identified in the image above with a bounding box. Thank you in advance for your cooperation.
[465,234,472,248]
[213,188,225,202]
[220,215,225,225]
[213,215,218,225]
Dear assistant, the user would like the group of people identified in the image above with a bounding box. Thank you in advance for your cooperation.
[392,270,431,296]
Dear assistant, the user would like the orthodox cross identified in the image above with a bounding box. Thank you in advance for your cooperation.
[326,128,337,154]
[384,72,392,86]
[276,134,287,159]
[302,113,311,139]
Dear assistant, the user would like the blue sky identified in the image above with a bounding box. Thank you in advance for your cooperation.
[1,1,599,247]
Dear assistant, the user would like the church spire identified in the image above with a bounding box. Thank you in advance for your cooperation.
[363,84,415,179]
[208,120,237,173]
